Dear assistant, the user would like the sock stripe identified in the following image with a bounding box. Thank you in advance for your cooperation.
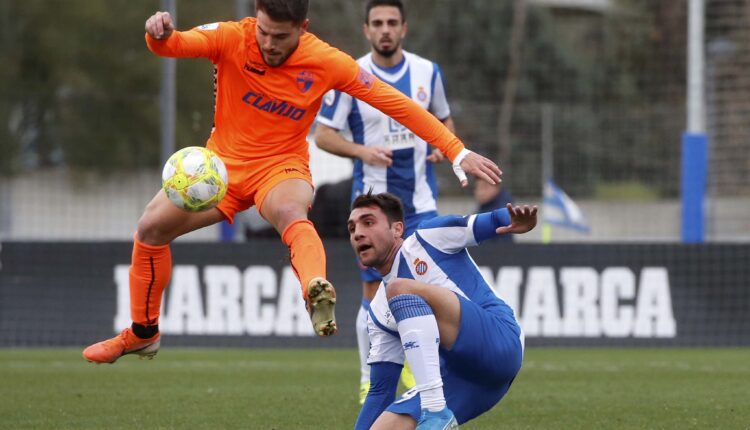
[145,256,156,324]
[388,294,433,322]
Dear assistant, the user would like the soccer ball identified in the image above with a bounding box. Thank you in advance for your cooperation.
[162,146,228,212]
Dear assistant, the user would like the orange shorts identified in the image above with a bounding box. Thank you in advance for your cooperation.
[215,153,313,223]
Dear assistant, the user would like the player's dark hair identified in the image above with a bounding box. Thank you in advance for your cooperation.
[365,0,406,24]
[351,190,405,224]
[255,0,309,26]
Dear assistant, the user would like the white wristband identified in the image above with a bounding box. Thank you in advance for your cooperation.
[452,148,472,167]
[452,149,472,183]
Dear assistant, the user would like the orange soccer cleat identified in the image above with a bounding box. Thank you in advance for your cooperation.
[306,277,338,337]
[82,328,161,364]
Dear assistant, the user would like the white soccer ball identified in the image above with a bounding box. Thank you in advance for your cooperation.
[161,146,228,212]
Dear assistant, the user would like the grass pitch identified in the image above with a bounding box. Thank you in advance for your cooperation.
[0,348,747,429]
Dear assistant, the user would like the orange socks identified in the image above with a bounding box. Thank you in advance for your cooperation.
[127,220,321,325]
[281,219,327,296]
[129,234,172,326]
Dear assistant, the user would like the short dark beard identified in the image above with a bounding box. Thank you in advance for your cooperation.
[373,44,398,58]
[263,52,288,67]
[369,255,388,270]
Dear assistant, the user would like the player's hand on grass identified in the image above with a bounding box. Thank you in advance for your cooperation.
[452,150,502,188]
[360,145,393,167]
[496,203,538,235]
[146,11,175,40]
[426,149,445,164]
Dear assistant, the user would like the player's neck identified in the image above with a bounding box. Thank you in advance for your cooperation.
[371,49,404,69]
[377,238,404,276]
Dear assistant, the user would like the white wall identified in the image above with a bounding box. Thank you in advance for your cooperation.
[3,169,747,243]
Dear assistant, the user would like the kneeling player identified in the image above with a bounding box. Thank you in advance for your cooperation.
[347,192,537,429]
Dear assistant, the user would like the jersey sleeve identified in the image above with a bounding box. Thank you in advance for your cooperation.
[429,63,451,121]
[329,53,465,162]
[145,22,226,63]
[316,89,352,131]
[416,208,512,254]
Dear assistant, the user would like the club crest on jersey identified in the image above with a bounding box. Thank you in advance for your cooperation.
[414,258,428,275]
[296,71,314,93]
[357,67,375,89]
[417,86,427,102]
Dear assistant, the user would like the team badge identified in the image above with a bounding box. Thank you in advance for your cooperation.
[417,86,427,102]
[414,258,428,275]
[357,67,375,89]
[296,71,314,93]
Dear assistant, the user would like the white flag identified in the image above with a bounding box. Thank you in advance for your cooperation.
[543,178,590,233]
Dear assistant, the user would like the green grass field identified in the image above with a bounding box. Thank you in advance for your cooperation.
[0,348,748,429]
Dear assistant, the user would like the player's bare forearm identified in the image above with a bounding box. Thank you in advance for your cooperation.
[313,124,360,158]
[314,124,392,166]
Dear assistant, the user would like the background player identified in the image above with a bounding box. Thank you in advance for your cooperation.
[314,0,454,402]
[347,192,537,429]
[82,0,502,364]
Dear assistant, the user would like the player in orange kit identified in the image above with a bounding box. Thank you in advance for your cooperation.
[82,0,502,364]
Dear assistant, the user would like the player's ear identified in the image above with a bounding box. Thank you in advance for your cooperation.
[300,19,309,33]
[393,220,404,239]
[402,20,408,38]
[362,22,371,40]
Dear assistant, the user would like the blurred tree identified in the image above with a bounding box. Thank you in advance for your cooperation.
[0,1,236,175]
[0,1,22,175]
[0,0,687,197]
[0,0,61,175]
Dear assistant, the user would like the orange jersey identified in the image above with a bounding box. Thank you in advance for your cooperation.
[146,18,465,163]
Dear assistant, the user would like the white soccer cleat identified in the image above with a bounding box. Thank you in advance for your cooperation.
[305,277,337,336]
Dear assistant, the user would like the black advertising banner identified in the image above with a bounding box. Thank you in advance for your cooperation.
[0,240,363,348]
[0,241,748,347]
[469,243,750,347]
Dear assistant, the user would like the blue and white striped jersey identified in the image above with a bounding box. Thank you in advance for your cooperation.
[316,51,451,216]
[366,209,520,365]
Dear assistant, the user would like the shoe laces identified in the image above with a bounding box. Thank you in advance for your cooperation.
[94,329,128,354]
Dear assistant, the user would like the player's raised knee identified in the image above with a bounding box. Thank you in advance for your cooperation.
[385,278,418,299]
[136,214,171,245]
[265,201,310,232]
